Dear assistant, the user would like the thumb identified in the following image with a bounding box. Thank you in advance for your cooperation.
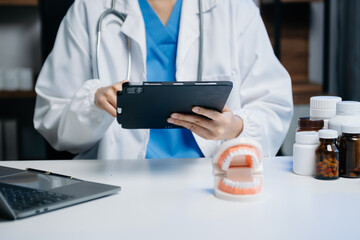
[112,80,129,91]
[222,105,231,112]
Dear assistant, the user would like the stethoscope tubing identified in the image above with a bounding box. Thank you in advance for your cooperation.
[95,7,130,80]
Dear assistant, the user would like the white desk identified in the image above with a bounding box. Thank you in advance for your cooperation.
[0,157,359,240]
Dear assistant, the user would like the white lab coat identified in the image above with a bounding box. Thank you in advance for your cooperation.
[34,0,293,159]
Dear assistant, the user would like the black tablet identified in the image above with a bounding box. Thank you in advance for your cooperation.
[116,81,233,129]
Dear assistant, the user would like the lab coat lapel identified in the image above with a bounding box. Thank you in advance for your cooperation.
[114,0,147,77]
[176,0,218,80]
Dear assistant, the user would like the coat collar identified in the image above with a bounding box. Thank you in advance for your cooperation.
[111,0,147,79]
[176,0,218,79]
[190,0,218,14]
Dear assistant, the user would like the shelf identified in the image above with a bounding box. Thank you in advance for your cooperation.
[0,0,38,6]
[0,90,36,98]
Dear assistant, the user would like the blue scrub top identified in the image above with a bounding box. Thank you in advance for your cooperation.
[138,0,204,159]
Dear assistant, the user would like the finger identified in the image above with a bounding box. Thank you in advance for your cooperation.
[112,80,129,92]
[192,106,222,121]
[167,118,214,139]
[170,113,215,130]
[222,105,231,112]
[109,80,128,105]
[109,80,129,107]
[107,90,118,108]
[101,87,117,109]
[99,99,117,117]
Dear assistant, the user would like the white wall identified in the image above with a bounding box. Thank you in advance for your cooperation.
[281,105,310,156]
[0,6,41,73]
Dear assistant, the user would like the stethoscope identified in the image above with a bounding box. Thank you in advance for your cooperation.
[95,0,204,81]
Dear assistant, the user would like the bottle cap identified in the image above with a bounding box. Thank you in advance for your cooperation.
[336,101,360,115]
[295,131,319,144]
[310,96,342,118]
[318,129,338,139]
[298,117,324,130]
[342,124,360,134]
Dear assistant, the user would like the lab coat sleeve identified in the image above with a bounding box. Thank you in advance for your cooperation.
[233,3,293,157]
[33,2,114,154]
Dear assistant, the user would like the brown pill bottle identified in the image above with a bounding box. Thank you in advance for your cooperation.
[338,124,360,178]
[315,129,339,180]
[297,117,324,132]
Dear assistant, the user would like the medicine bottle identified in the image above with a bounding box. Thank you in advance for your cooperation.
[293,131,319,176]
[297,117,324,132]
[338,124,360,178]
[328,101,360,136]
[315,129,339,180]
[310,96,342,129]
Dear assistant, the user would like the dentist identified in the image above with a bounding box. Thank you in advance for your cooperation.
[34,0,293,160]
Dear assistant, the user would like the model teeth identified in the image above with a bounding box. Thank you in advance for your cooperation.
[222,177,260,189]
[220,149,260,171]
[214,139,264,198]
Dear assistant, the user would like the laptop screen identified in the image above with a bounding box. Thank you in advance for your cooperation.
[0,172,80,191]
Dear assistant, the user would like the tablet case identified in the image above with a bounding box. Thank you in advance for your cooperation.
[117,81,233,129]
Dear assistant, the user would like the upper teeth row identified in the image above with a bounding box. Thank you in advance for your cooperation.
[222,177,260,189]
[221,149,259,171]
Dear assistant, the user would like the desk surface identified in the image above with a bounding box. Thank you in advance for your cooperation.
[0,157,359,240]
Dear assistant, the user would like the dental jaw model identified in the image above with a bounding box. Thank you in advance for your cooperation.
[213,138,264,201]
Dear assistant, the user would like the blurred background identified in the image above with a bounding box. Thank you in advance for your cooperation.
[0,0,359,160]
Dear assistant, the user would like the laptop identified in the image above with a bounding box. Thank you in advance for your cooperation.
[0,166,121,220]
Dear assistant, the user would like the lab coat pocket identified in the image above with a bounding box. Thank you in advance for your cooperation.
[201,75,241,111]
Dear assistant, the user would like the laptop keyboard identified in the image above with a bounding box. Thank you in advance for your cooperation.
[0,183,73,211]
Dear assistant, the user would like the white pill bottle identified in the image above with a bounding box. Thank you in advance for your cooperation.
[328,101,360,136]
[293,131,319,176]
[310,96,342,129]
